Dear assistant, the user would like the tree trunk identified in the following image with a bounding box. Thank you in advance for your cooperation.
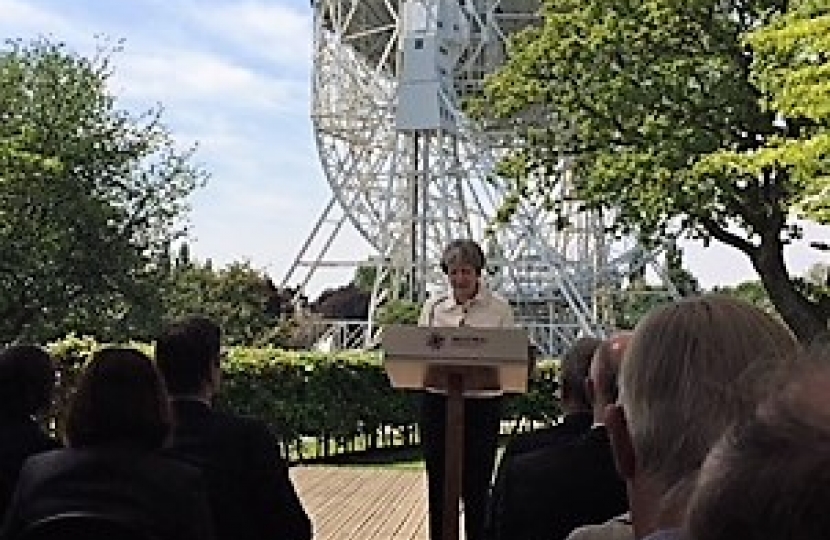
[752,237,828,343]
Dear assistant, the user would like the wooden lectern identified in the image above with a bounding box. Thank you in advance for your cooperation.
[382,325,531,540]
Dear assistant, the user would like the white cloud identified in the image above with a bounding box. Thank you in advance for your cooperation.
[0,0,74,35]
[113,48,307,112]
[183,1,313,70]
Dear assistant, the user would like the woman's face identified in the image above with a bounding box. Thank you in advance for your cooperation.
[447,263,479,303]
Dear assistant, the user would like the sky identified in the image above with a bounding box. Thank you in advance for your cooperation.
[1,0,827,298]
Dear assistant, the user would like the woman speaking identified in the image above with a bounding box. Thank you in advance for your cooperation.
[418,239,515,540]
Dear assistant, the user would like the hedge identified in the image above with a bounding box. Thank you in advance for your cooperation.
[44,335,562,461]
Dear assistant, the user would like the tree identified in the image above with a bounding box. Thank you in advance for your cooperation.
[166,251,283,345]
[312,284,370,320]
[475,0,829,341]
[744,0,830,223]
[665,244,701,297]
[611,244,700,329]
[712,280,776,315]
[375,299,421,325]
[0,38,207,342]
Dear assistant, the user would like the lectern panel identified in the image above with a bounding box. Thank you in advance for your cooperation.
[381,325,531,394]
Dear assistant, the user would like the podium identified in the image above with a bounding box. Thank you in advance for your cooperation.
[382,325,531,540]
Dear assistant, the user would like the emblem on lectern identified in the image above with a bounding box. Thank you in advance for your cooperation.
[426,332,446,350]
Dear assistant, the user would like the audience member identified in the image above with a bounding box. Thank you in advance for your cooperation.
[604,295,799,540]
[486,336,600,539]
[155,316,312,540]
[418,239,516,540]
[0,345,59,519]
[488,333,630,540]
[685,343,830,540]
[506,336,601,456]
[0,348,213,540]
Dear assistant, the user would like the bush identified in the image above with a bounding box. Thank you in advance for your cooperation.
[44,336,561,459]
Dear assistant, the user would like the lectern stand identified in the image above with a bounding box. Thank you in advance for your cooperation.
[382,325,531,540]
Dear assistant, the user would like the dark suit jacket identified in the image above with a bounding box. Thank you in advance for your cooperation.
[0,446,213,540]
[490,426,627,540]
[0,415,59,519]
[164,399,312,540]
[502,411,594,459]
[487,412,593,538]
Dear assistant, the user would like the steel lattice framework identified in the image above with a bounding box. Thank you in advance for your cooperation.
[284,0,671,354]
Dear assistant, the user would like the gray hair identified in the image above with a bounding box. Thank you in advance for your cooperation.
[620,295,799,497]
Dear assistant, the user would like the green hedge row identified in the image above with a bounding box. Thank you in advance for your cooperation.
[45,335,562,459]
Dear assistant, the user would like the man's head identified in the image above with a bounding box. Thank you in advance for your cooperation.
[685,345,830,540]
[605,295,799,537]
[440,239,485,303]
[559,336,602,414]
[0,345,55,417]
[586,333,631,420]
[154,316,222,398]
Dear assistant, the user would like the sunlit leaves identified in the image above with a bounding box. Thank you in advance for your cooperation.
[0,38,208,341]
[473,0,829,339]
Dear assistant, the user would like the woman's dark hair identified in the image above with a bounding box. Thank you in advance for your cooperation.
[64,348,171,450]
[0,345,55,417]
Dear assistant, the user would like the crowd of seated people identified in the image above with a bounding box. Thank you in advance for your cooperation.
[0,316,311,540]
[486,293,817,540]
[1,347,214,540]
[0,296,828,540]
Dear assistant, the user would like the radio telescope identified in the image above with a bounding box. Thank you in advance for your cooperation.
[283,0,673,354]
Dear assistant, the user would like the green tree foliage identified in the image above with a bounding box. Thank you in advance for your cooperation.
[709,263,827,318]
[166,249,283,345]
[375,299,421,325]
[475,0,829,341]
[743,0,830,222]
[0,38,207,342]
[611,245,699,329]
[712,280,776,314]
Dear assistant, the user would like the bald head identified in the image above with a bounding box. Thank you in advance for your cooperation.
[588,333,632,421]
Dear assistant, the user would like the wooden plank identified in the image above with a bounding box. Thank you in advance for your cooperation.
[292,466,434,540]
[353,470,422,540]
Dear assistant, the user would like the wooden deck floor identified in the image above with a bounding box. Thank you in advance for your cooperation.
[292,465,451,540]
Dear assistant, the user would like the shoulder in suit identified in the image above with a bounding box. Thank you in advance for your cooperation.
[487,411,594,538]
[491,426,627,540]
[1,447,213,540]
[165,400,312,540]
[502,411,593,458]
[0,416,60,519]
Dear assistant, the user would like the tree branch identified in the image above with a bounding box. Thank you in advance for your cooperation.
[700,216,758,255]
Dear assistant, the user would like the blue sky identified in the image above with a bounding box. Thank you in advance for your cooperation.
[1,0,826,297]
